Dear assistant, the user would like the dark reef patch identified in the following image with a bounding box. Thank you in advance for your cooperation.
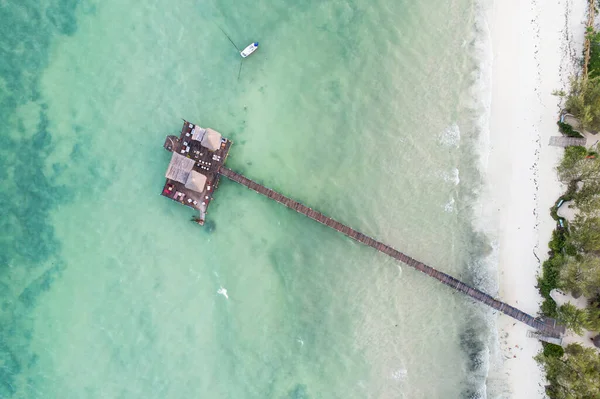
[287,383,309,398]
[0,1,80,396]
[203,219,216,233]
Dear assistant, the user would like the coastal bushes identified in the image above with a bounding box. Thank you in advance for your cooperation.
[542,342,564,358]
[557,145,592,181]
[572,180,600,213]
[536,140,600,398]
[565,75,600,132]
[536,344,600,399]
[556,303,586,334]
[569,216,600,253]
[565,30,600,131]
[538,254,563,317]
[588,30,600,79]
[560,254,600,297]
[557,121,583,138]
[585,298,600,331]
[539,143,600,326]
[548,229,567,253]
[560,23,600,132]
[536,14,600,399]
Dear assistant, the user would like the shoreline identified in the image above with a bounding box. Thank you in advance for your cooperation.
[479,0,587,396]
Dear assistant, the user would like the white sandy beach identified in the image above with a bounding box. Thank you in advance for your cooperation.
[480,0,587,397]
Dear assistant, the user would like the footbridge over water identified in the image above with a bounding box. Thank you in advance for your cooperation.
[218,166,566,338]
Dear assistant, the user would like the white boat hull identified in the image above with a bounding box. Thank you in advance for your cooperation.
[240,42,259,58]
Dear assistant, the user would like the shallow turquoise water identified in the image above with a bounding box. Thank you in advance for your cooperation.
[1,0,498,397]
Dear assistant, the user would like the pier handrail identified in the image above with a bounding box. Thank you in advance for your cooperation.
[218,166,566,338]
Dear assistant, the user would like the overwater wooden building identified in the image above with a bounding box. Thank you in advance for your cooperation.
[161,120,232,224]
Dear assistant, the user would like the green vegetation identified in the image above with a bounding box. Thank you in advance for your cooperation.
[569,216,600,253]
[588,30,600,79]
[538,144,600,330]
[538,254,564,318]
[542,342,565,358]
[536,137,600,399]
[536,14,600,399]
[556,303,587,335]
[560,254,600,297]
[564,76,600,132]
[572,180,600,214]
[557,121,583,138]
[557,146,592,182]
[585,298,600,331]
[562,29,600,132]
[536,344,600,399]
[549,229,568,253]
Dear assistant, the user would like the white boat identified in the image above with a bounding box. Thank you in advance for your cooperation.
[240,42,259,58]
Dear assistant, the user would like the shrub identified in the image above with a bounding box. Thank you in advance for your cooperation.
[538,253,566,319]
[550,206,559,221]
[589,30,600,78]
[557,146,589,183]
[557,304,587,335]
[549,230,567,253]
[538,255,565,298]
[569,216,600,253]
[564,243,578,256]
[565,75,600,132]
[560,253,600,298]
[542,342,565,358]
[584,306,600,332]
[537,344,600,399]
[541,298,558,318]
[564,181,579,201]
[557,121,584,138]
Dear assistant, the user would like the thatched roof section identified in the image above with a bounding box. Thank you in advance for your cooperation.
[185,170,207,192]
[201,128,222,151]
[191,126,206,141]
[165,152,195,183]
[189,125,222,151]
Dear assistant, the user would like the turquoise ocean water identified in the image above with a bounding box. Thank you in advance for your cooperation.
[1,0,501,397]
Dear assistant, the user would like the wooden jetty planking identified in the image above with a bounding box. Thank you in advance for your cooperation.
[218,167,565,337]
[549,136,586,147]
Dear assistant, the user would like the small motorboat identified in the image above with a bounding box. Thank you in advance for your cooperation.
[240,42,259,58]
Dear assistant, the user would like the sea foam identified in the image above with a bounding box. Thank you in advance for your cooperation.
[461,0,501,397]
[439,122,461,148]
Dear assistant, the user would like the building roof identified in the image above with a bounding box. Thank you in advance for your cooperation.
[201,128,222,151]
[189,125,222,151]
[191,126,206,141]
[185,170,207,192]
[165,152,195,183]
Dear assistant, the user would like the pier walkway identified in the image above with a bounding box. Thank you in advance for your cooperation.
[549,136,586,147]
[218,166,566,338]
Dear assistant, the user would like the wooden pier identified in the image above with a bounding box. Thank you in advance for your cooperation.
[161,121,232,224]
[218,166,566,338]
[549,136,586,147]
